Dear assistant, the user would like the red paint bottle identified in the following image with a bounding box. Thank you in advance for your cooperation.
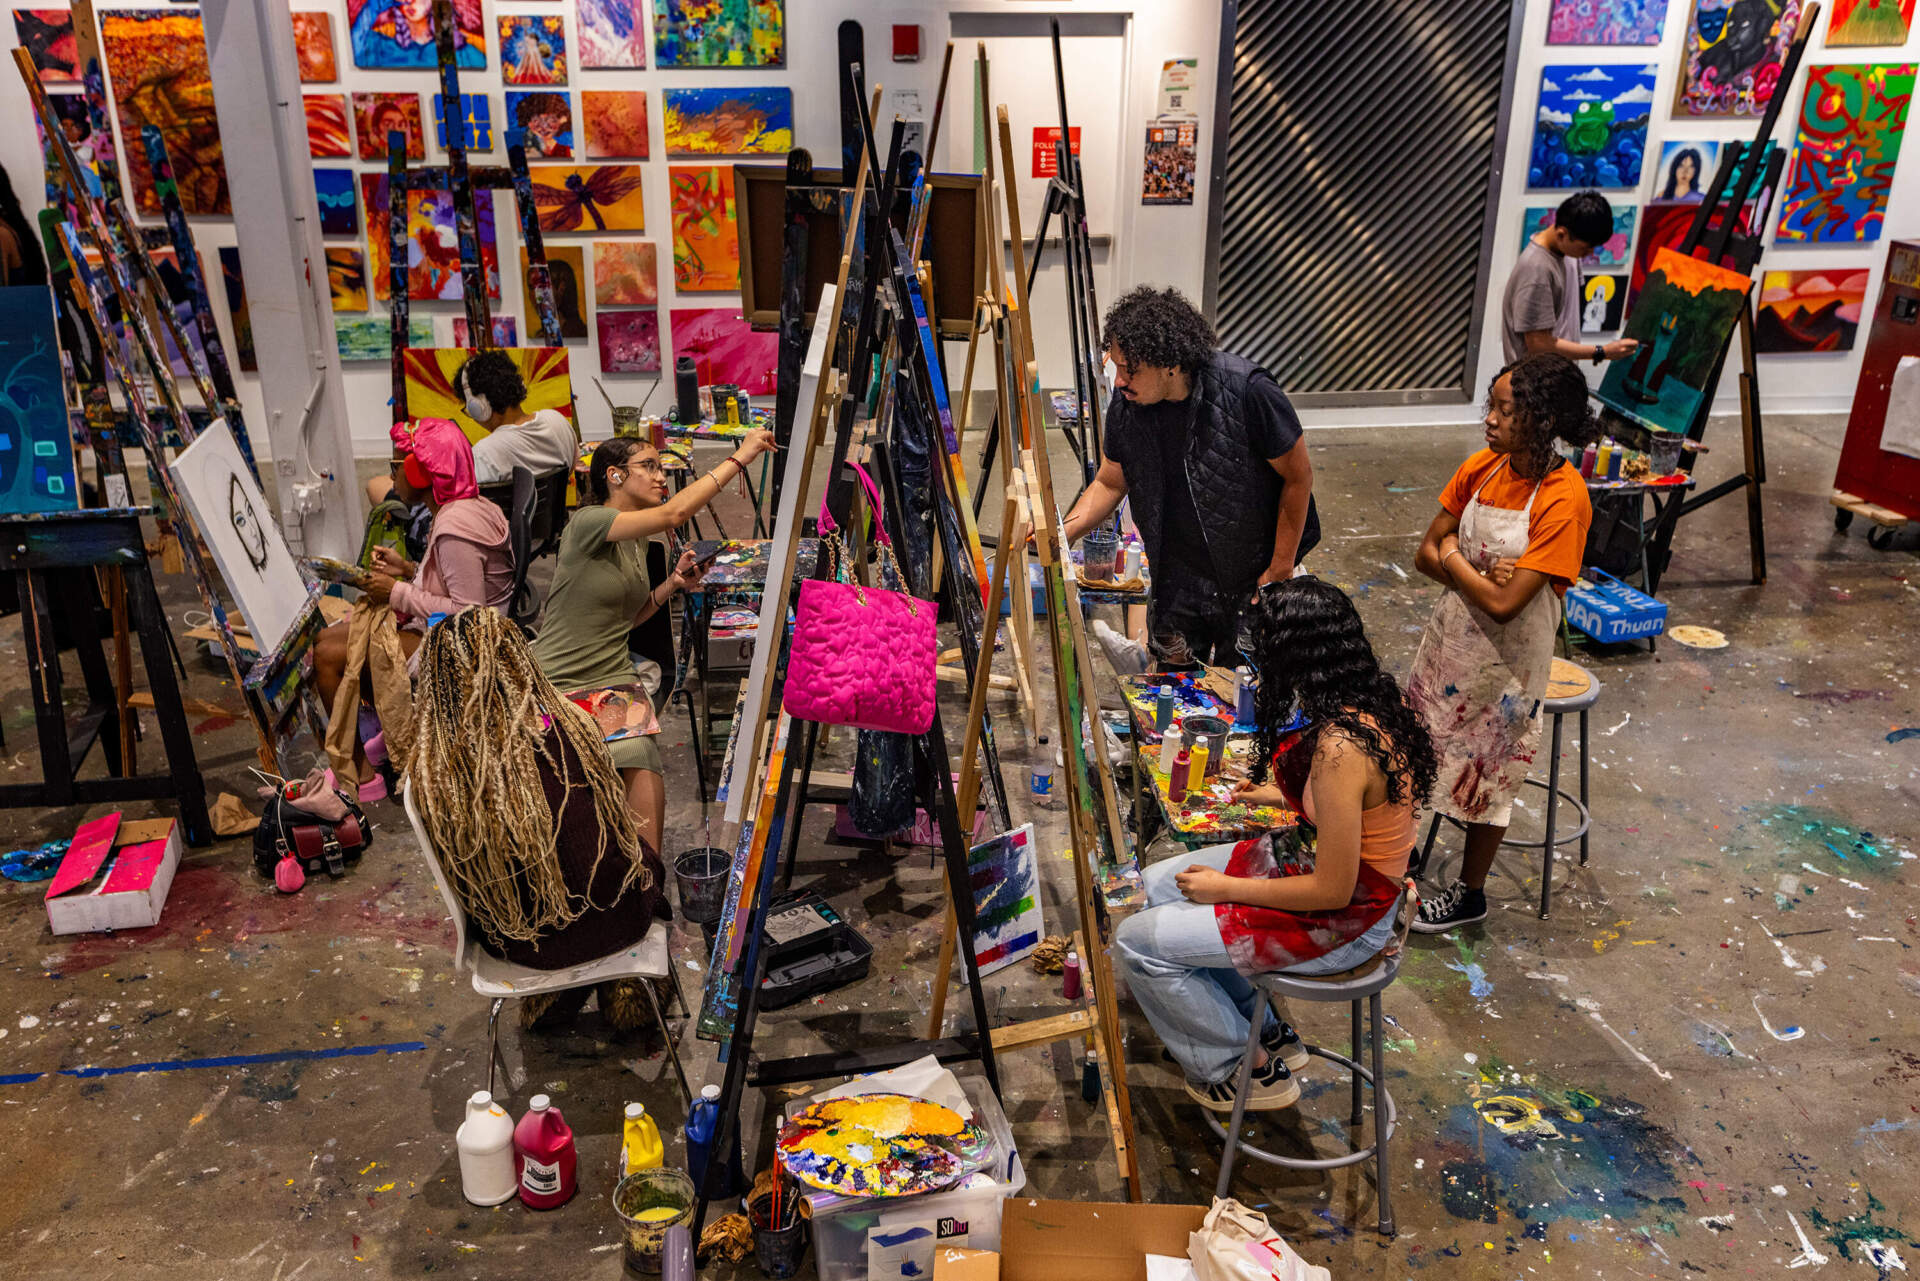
[514,1094,577,1209]
[1168,748,1191,803]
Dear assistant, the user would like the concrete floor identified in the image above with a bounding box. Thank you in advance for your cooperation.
[1,414,1915,1279]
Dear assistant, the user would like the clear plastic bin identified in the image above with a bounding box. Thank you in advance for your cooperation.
[800,1073,1025,1281]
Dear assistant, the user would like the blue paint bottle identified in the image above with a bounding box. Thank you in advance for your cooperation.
[1235,667,1257,728]
[1153,684,1174,732]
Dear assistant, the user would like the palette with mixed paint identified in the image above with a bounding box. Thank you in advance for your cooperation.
[1120,671,1234,745]
[776,1092,988,1198]
[689,538,820,591]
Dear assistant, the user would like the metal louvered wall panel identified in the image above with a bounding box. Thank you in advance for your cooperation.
[1207,0,1523,406]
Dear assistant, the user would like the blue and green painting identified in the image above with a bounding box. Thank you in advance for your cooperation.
[336,317,435,362]
[0,286,79,515]
[969,823,1043,977]
[1529,64,1656,188]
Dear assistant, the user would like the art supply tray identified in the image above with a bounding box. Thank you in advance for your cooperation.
[758,890,872,1010]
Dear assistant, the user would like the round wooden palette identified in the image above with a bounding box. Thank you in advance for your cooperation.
[777,1093,975,1198]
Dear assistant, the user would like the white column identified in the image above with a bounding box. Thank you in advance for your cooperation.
[201,0,362,559]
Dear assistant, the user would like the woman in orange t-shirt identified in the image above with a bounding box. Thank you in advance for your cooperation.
[1406,354,1597,934]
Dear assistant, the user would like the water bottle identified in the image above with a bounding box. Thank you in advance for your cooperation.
[1031,736,1054,808]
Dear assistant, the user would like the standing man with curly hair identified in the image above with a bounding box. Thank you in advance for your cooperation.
[1063,285,1319,669]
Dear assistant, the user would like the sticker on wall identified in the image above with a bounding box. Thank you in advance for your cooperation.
[1673,0,1802,118]
[1546,0,1670,44]
[1775,62,1914,244]
[1032,125,1081,179]
[507,90,574,158]
[1142,121,1196,206]
[1157,57,1200,117]
[1755,269,1868,352]
[1528,63,1655,189]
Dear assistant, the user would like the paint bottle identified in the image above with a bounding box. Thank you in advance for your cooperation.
[455,1090,517,1206]
[1062,950,1083,1000]
[1580,442,1597,478]
[620,1102,663,1175]
[1082,1049,1102,1104]
[1235,667,1257,727]
[1153,684,1175,732]
[1031,736,1054,808]
[1168,748,1191,802]
[686,1084,745,1197]
[1607,442,1624,480]
[1123,545,1143,581]
[513,1094,577,1209]
[1158,727,1183,777]
[1189,742,1210,792]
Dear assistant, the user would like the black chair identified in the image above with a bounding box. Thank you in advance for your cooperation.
[630,541,676,673]
[528,465,572,560]
[503,466,538,630]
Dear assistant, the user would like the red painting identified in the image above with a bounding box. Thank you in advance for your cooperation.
[292,11,338,83]
[305,94,351,159]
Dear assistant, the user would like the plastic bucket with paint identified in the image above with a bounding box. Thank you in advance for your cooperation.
[674,848,730,925]
[612,407,644,438]
[1081,526,1120,582]
[1648,430,1684,476]
[1182,714,1231,777]
[613,1168,695,1274]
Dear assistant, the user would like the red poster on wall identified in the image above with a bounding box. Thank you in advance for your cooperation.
[1032,126,1081,178]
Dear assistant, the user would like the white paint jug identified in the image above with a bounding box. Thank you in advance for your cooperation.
[456,1090,517,1206]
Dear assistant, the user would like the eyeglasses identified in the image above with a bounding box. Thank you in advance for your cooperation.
[627,458,666,477]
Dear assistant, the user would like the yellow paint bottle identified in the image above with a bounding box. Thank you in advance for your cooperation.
[621,1103,663,1175]
[1188,742,1209,792]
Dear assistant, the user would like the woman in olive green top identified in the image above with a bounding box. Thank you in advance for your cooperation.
[532,430,776,848]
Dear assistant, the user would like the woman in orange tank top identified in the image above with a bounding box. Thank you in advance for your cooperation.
[1115,578,1436,1113]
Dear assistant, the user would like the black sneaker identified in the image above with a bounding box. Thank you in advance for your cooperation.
[1262,1020,1311,1073]
[1412,880,1488,934]
[1184,1054,1301,1113]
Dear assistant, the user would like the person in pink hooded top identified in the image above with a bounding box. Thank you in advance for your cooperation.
[314,418,514,797]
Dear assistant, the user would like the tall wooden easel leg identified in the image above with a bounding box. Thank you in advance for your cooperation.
[1737,306,1767,585]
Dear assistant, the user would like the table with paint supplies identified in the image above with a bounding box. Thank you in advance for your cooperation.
[1117,669,1301,845]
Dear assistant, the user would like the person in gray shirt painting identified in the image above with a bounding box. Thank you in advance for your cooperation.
[1503,190,1640,367]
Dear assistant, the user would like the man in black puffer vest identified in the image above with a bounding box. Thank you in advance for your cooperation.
[1065,286,1319,667]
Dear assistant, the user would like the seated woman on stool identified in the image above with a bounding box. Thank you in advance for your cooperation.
[315,418,512,798]
[1115,578,1436,1112]
[409,607,669,1031]
[531,430,777,851]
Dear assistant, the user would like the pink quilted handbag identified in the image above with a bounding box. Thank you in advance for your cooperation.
[783,463,937,735]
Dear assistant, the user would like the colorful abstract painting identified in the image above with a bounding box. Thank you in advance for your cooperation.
[14,9,78,82]
[453,316,519,346]
[669,165,739,291]
[1653,139,1721,200]
[523,245,588,339]
[1547,0,1670,42]
[582,90,649,158]
[305,95,351,158]
[347,0,484,69]
[670,307,775,393]
[315,168,358,236]
[1518,205,1637,268]
[102,10,228,216]
[968,824,1044,977]
[507,90,574,157]
[0,286,78,514]
[216,246,257,373]
[578,0,644,67]
[1596,248,1753,434]
[1581,273,1629,332]
[500,14,567,84]
[1529,64,1655,188]
[594,240,658,304]
[402,347,575,442]
[1828,0,1915,44]
[1776,63,1914,244]
[1755,269,1869,352]
[327,248,368,312]
[361,175,501,301]
[337,316,437,362]
[433,93,494,152]
[653,0,784,67]
[352,92,424,161]
[528,164,645,232]
[1627,199,1755,308]
[661,87,792,155]
[596,309,661,372]
[1674,0,1801,117]
[292,11,337,82]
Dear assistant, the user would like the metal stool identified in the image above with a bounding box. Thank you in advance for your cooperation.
[1203,957,1401,1237]
[1413,658,1600,919]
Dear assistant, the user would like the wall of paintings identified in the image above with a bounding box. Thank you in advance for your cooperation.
[0,0,1221,452]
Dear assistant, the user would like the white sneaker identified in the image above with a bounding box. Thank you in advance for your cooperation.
[1091,620,1149,676]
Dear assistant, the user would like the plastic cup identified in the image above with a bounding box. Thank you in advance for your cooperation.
[1648,430,1684,476]
[749,1193,809,1279]
[1182,714,1231,778]
[613,1169,695,1275]
[1082,527,1120,582]
[674,848,731,925]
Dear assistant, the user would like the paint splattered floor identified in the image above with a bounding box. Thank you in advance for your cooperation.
[1,413,1914,1278]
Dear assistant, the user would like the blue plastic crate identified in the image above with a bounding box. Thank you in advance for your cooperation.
[1565,568,1667,643]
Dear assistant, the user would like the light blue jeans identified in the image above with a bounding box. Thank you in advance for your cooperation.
[1114,845,1399,1085]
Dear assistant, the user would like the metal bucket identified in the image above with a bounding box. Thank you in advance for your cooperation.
[674,848,731,925]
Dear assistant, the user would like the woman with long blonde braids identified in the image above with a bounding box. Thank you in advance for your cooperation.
[408,607,669,1031]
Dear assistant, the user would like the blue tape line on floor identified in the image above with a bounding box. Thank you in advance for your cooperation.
[0,1039,427,1085]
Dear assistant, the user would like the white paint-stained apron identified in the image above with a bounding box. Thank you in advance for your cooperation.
[1406,459,1560,827]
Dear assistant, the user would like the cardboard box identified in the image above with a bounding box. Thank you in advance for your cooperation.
[44,814,182,935]
[934,1247,1000,1281]
[997,1201,1209,1281]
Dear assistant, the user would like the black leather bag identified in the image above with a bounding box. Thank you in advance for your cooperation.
[251,789,373,881]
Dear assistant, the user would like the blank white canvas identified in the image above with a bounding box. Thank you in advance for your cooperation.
[170,423,308,655]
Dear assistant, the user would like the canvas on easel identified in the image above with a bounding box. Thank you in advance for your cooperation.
[169,422,309,656]
[1597,248,1753,435]
[0,285,80,514]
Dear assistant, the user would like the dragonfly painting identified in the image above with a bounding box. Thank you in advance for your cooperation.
[529,165,646,233]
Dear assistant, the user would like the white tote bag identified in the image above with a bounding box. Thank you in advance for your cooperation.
[1187,1198,1331,1281]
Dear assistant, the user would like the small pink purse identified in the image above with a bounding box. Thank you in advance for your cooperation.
[783,462,937,735]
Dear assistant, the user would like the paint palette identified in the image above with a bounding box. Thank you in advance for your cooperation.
[776,1093,979,1197]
